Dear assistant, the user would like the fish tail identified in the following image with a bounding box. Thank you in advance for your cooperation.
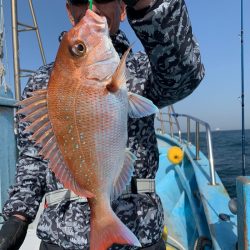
[90,209,141,250]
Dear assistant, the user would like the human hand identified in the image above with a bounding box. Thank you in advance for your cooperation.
[0,216,28,250]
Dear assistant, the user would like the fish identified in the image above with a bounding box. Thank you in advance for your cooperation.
[17,9,158,250]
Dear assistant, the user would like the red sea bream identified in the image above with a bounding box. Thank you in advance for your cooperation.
[17,10,158,250]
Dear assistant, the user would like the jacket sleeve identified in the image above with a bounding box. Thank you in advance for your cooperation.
[2,66,52,223]
[126,0,205,108]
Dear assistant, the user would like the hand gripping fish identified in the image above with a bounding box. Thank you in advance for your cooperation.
[17,10,158,250]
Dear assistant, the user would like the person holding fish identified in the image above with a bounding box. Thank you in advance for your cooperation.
[0,0,204,250]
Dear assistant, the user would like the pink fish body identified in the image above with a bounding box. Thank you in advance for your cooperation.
[18,10,158,250]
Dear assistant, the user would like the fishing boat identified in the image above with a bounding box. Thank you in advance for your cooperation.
[0,1,249,250]
[155,110,239,249]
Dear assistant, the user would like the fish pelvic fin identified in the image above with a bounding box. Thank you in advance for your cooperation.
[106,46,132,93]
[128,92,159,118]
[17,90,95,199]
[90,209,141,250]
[111,149,136,200]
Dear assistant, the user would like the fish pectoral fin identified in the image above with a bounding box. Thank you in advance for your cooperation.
[106,46,132,93]
[90,209,141,250]
[111,149,136,200]
[128,92,159,118]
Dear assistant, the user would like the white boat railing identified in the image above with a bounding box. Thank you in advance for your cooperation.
[156,105,216,186]
[156,106,182,141]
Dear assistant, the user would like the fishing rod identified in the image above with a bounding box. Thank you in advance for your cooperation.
[240,0,246,175]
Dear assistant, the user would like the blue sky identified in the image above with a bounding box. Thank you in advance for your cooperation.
[2,0,250,130]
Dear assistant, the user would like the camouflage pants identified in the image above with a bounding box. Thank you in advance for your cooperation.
[39,239,166,250]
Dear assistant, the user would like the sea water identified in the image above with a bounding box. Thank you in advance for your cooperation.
[197,129,250,198]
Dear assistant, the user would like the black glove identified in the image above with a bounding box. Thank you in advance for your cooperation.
[123,0,140,7]
[0,216,28,250]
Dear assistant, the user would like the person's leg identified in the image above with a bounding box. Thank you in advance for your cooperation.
[39,241,64,250]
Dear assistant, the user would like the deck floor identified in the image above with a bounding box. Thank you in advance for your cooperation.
[20,229,41,250]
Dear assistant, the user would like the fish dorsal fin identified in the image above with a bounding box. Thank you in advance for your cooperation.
[128,92,159,118]
[111,149,137,200]
[17,90,94,199]
[106,46,131,93]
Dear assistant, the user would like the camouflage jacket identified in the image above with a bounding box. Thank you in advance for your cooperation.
[3,0,205,249]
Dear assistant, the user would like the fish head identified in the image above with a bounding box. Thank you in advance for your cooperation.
[57,9,120,84]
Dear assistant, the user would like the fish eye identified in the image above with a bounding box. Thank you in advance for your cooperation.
[71,42,86,57]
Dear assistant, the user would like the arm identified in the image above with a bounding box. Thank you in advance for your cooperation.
[126,0,205,108]
[2,71,49,222]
